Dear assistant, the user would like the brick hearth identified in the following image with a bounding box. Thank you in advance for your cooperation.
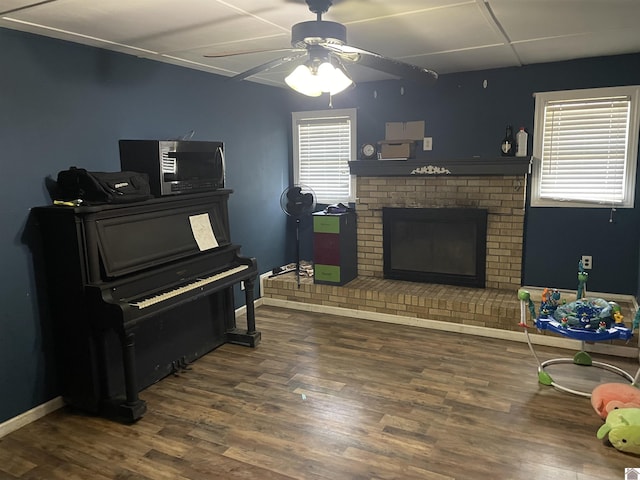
[261,272,635,354]
[263,273,521,332]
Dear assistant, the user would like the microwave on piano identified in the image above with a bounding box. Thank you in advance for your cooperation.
[119,139,224,197]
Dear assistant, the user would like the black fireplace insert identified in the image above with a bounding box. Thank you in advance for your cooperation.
[382,207,488,288]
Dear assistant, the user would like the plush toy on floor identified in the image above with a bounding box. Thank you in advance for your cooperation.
[591,383,640,420]
[597,408,640,455]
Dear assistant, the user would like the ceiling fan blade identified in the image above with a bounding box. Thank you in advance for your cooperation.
[326,45,438,86]
[231,51,308,81]
[204,48,299,59]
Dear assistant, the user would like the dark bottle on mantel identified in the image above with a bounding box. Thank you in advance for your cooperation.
[501,125,515,156]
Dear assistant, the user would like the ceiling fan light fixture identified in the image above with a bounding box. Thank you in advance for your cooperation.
[285,58,353,97]
[285,64,323,97]
[323,61,353,95]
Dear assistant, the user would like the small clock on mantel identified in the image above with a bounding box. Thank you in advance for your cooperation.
[360,143,377,160]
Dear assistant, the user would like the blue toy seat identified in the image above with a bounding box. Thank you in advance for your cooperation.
[535,316,633,342]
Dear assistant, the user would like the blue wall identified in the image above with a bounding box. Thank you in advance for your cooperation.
[2,23,640,424]
[0,27,294,423]
[292,53,640,295]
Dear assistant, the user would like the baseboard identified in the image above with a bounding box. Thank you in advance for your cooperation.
[234,297,264,317]
[0,396,65,439]
[261,297,639,359]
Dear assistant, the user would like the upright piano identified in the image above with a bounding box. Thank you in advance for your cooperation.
[32,190,260,421]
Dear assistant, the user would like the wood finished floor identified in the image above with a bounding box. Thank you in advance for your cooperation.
[2,305,640,479]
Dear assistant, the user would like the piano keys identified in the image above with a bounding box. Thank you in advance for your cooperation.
[32,190,260,422]
[129,264,249,309]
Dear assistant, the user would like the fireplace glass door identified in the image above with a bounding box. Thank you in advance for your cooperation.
[382,207,488,288]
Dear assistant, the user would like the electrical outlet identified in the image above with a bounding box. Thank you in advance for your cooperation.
[423,137,433,151]
[581,255,593,270]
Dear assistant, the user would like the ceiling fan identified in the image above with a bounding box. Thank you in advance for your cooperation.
[205,0,438,96]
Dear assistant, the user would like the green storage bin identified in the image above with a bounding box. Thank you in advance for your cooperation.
[313,215,340,234]
[314,264,341,283]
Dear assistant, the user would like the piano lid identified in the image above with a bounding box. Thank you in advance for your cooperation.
[94,200,231,278]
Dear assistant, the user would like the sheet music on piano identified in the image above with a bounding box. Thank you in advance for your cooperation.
[189,213,219,251]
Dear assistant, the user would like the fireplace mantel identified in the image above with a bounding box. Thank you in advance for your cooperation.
[349,157,531,177]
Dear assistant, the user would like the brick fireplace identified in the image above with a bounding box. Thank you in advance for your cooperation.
[354,164,526,290]
[262,158,538,335]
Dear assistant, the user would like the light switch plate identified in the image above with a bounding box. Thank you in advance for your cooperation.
[423,137,433,151]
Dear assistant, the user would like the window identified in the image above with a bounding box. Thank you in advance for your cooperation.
[531,85,640,208]
[292,108,356,204]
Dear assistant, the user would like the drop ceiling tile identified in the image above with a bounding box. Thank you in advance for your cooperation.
[344,3,505,58]
[0,1,44,12]
[205,0,324,26]
[410,45,522,74]
[514,28,640,64]
[223,0,470,24]
[325,0,475,23]
[489,0,640,42]
[3,0,288,51]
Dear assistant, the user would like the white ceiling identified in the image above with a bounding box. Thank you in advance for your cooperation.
[2,0,640,89]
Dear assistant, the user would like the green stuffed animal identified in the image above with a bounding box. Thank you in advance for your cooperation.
[597,407,640,455]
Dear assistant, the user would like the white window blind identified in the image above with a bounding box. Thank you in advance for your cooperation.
[292,109,356,204]
[531,86,640,208]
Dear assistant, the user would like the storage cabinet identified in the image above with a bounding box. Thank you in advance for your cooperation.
[313,211,357,285]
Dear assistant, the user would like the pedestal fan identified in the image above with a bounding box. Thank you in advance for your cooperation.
[280,184,316,287]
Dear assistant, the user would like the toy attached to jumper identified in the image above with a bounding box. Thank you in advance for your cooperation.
[597,408,640,455]
[577,259,588,299]
[553,298,622,331]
